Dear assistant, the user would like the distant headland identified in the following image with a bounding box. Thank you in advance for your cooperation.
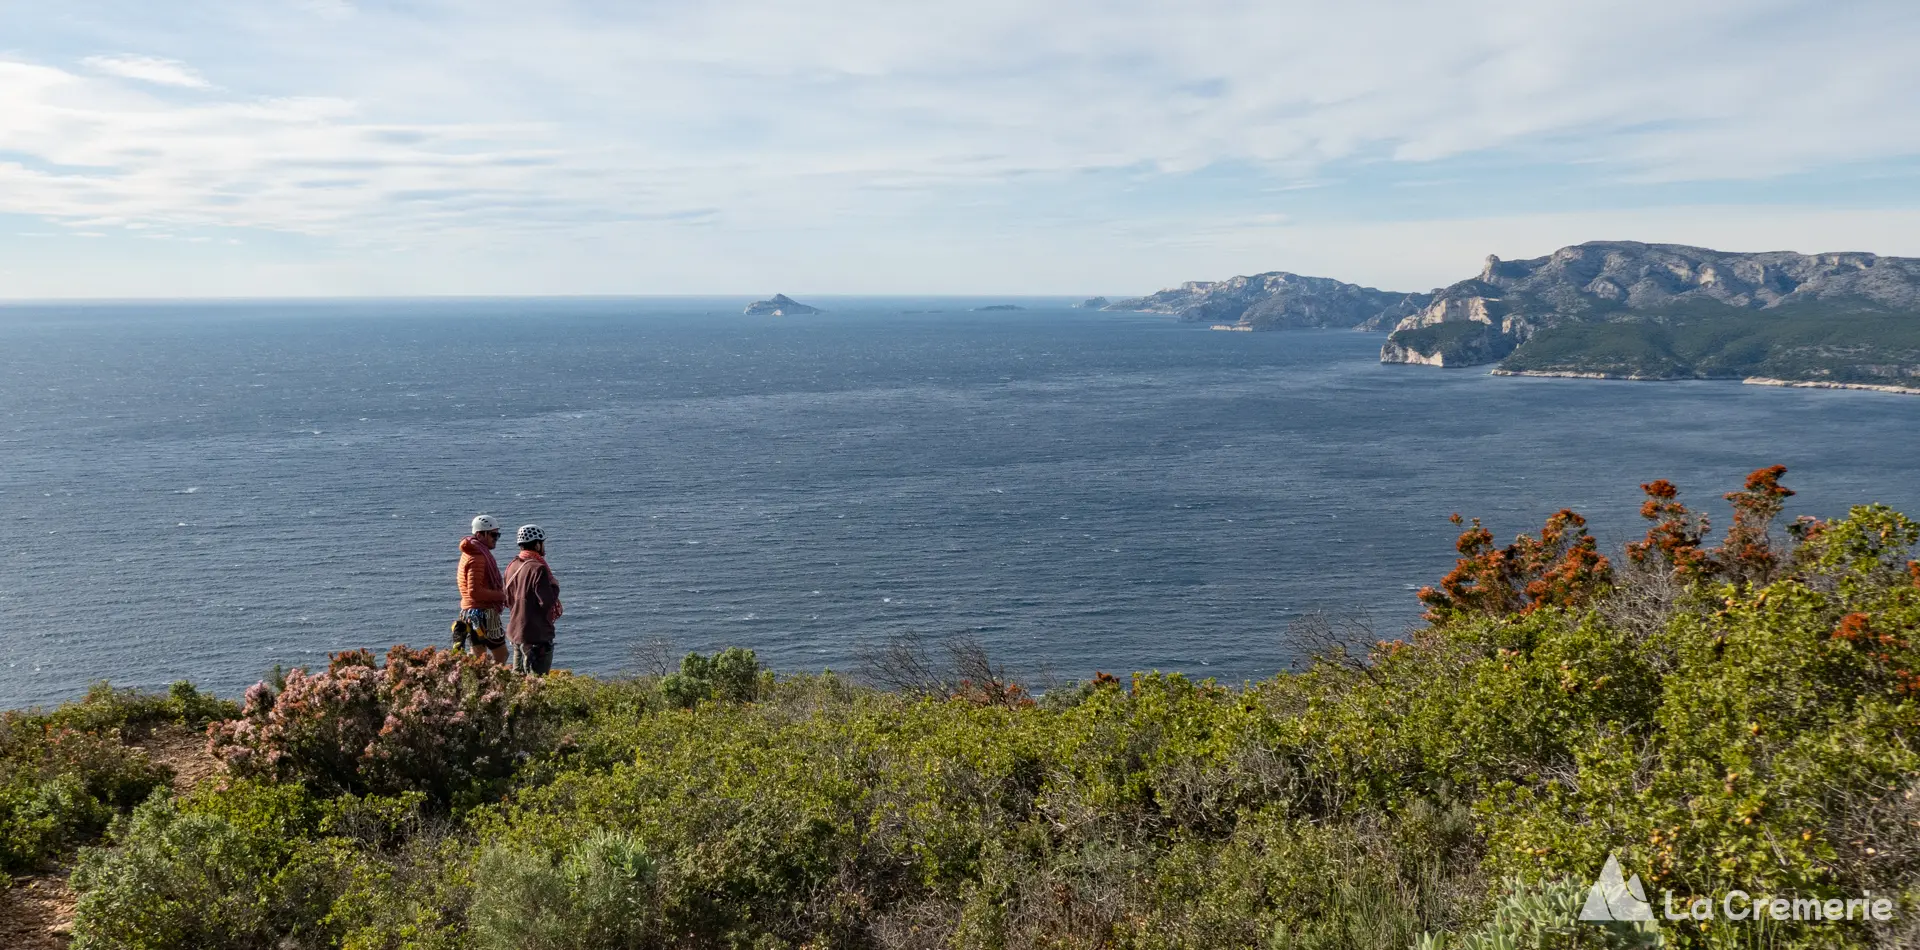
[1106,241,1920,392]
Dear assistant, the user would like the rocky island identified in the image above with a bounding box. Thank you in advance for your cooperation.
[1074,296,1110,309]
[1104,272,1429,330]
[743,293,822,316]
[1380,242,1920,389]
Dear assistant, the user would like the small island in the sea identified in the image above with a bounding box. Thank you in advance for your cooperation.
[743,294,823,316]
[1074,296,1110,309]
[973,304,1025,311]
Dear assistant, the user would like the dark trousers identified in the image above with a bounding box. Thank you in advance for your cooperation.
[512,641,554,675]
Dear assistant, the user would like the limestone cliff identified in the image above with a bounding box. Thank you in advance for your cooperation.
[1381,242,1920,368]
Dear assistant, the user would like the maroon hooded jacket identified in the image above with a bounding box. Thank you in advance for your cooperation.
[503,550,561,645]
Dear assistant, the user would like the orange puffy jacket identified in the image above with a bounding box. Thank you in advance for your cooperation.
[458,535,507,610]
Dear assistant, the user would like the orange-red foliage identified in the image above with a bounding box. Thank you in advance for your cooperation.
[953,678,1035,709]
[1627,466,1798,588]
[1418,508,1612,622]
[1830,612,1920,696]
[1719,465,1795,584]
[1625,479,1711,579]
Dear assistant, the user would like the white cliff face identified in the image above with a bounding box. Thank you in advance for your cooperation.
[1383,240,1920,368]
[1379,339,1449,366]
[1393,294,1501,332]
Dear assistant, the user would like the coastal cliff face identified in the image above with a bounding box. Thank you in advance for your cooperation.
[1107,272,1428,330]
[1381,242,1920,369]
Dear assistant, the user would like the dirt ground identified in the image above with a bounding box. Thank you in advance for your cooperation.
[135,723,224,796]
[0,874,77,950]
[0,724,223,950]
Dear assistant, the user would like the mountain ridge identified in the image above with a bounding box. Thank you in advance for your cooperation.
[1109,242,1920,389]
[1105,272,1430,331]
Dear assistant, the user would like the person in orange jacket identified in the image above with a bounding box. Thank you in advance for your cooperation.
[454,515,509,662]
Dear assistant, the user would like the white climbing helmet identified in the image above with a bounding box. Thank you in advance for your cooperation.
[516,524,546,545]
[472,514,500,534]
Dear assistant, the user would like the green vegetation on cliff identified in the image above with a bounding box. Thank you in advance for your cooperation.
[1500,301,1920,383]
[7,470,1920,948]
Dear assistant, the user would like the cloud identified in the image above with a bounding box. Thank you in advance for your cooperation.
[81,54,212,89]
[2,0,1920,294]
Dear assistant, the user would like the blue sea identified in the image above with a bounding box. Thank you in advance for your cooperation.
[3,297,1917,709]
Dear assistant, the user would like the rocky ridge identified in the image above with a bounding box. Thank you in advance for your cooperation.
[1382,241,1920,367]
[1106,272,1430,331]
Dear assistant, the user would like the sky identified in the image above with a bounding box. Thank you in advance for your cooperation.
[3,0,1920,297]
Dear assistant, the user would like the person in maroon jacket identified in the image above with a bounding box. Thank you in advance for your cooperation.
[503,524,563,675]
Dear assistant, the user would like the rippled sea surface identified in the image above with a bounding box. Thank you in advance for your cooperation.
[3,297,1917,707]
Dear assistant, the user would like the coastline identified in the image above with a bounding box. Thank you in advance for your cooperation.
[1487,369,1920,396]
[1487,368,1677,382]
[1743,376,1920,396]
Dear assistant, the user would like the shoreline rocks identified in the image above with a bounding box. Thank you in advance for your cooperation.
[1743,377,1920,396]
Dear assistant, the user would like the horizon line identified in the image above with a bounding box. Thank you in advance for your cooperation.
[0,292,1133,305]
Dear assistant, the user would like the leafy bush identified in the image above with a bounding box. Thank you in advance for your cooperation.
[0,720,172,872]
[209,645,545,809]
[659,646,761,707]
[29,680,238,737]
[470,830,658,950]
[1419,877,1659,949]
[69,783,345,950]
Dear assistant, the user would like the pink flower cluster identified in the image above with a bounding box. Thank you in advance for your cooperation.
[209,645,543,806]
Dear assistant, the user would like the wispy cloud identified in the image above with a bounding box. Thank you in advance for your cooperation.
[81,54,212,89]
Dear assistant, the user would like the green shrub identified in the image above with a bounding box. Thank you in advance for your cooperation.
[330,831,475,950]
[69,784,345,950]
[0,724,170,871]
[660,647,762,707]
[31,680,238,736]
[470,829,658,950]
[658,671,711,708]
[1418,877,1659,949]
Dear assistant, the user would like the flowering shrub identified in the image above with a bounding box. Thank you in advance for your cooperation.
[1718,463,1796,584]
[1624,478,1711,578]
[1626,465,1801,587]
[209,645,544,808]
[1418,508,1612,622]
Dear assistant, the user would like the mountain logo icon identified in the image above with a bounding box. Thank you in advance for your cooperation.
[1579,854,1656,923]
